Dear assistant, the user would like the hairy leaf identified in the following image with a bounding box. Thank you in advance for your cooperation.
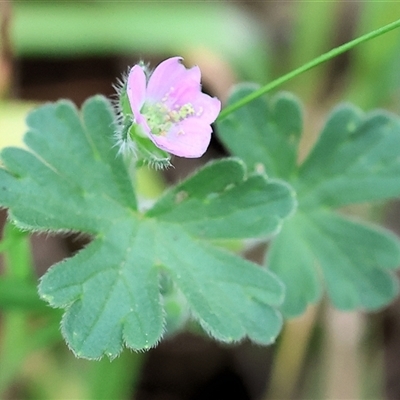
[0,96,296,358]
[218,85,400,316]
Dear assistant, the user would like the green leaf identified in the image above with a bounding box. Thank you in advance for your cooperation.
[217,84,302,180]
[267,211,400,315]
[298,105,400,208]
[0,97,137,232]
[218,85,400,316]
[0,96,295,358]
[147,158,295,239]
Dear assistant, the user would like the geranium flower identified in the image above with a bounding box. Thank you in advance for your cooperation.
[126,57,221,158]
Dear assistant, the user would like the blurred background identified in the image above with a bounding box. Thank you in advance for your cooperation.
[2,1,400,399]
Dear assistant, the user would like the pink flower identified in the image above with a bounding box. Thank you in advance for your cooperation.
[126,57,221,158]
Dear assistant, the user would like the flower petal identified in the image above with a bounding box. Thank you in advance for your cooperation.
[170,91,221,125]
[127,65,147,121]
[147,57,201,101]
[193,93,221,124]
[149,118,212,158]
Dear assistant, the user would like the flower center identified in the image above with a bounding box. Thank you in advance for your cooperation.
[141,100,195,136]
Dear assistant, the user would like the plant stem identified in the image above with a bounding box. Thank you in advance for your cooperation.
[218,18,400,121]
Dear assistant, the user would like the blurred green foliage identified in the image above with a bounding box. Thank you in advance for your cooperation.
[11,0,269,82]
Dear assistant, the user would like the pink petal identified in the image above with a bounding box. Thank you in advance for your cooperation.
[127,65,147,121]
[146,57,201,102]
[149,118,212,158]
[169,90,221,125]
[194,94,221,124]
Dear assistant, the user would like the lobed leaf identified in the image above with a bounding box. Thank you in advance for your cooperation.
[218,84,302,180]
[298,105,400,208]
[147,158,296,239]
[218,85,400,316]
[267,211,400,316]
[0,96,296,358]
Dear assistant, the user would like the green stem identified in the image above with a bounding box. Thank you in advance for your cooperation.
[218,18,400,121]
